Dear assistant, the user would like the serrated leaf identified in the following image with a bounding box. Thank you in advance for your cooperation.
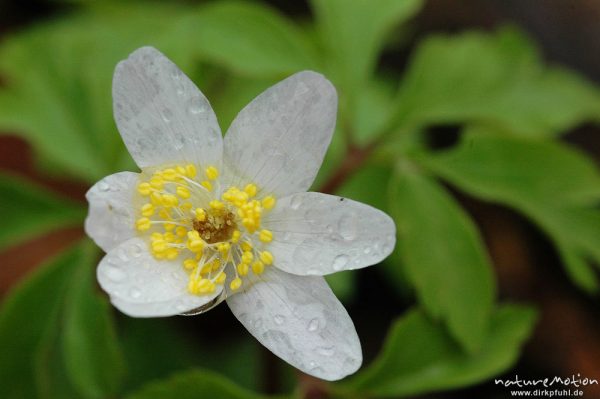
[0,172,85,251]
[310,0,422,114]
[341,304,537,398]
[389,166,495,353]
[419,129,600,292]
[0,242,125,399]
[126,369,273,399]
[176,1,318,77]
[394,27,600,136]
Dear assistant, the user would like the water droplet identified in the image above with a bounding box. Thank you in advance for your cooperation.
[364,247,371,255]
[104,265,127,282]
[307,318,319,332]
[273,315,285,325]
[161,108,173,123]
[338,213,357,241]
[129,287,141,299]
[316,346,335,357]
[187,98,206,115]
[282,232,292,241]
[332,254,349,271]
[129,243,143,258]
[117,248,129,261]
[175,300,187,311]
[326,224,334,234]
[290,196,302,210]
[97,181,110,192]
[253,318,263,329]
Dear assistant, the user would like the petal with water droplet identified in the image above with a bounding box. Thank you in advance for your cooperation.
[97,237,222,317]
[222,71,337,197]
[85,172,139,253]
[113,46,222,169]
[264,192,396,275]
[226,268,361,381]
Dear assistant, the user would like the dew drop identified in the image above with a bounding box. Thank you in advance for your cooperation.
[129,243,143,258]
[307,318,319,332]
[364,247,371,255]
[117,248,129,262]
[338,213,358,241]
[104,265,127,283]
[187,98,206,115]
[290,196,302,210]
[129,287,141,299]
[253,318,263,329]
[316,346,335,357]
[161,108,173,123]
[332,254,349,271]
[282,232,292,241]
[97,181,110,192]
[273,315,286,325]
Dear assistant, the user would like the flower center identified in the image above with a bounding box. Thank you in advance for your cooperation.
[134,164,276,296]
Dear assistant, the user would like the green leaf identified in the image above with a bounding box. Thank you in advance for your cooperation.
[394,27,600,136]
[419,129,600,292]
[0,3,196,182]
[177,1,318,77]
[126,369,272,399]
[0,172,85,251]
[389,165,495,353]
[342,304,537,398]
[311,0,423,113]
[62,244,125,398]
[0,242,125,399]
[325,270,356,302]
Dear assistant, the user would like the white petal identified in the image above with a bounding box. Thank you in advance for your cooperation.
[97,237,223,317]
[264,192,396,276]
[226,268,361,380]
[223,71,337,197]
[113,46,222,169]
[85,172,138,253]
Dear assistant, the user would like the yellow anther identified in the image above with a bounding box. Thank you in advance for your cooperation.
[237,263,249,276]
[164,223,175,231]
[241,251,254,264]
[252,261,264,275]
[186,164,197,178]
[201,263,213,274]
[150,176,164,189]
[161,194,178,207]
[176,226,187,237]
[136,218,151,231]
[181,202,193,211]
[262,196,276,210]
[231,230,241,243]
[183,259,197,270]
[152,239,167,253]
[209,200,224,210]
[188,279,199,294]
[230,278,242,291]
[176,165,186,175]
[157,208,169,220]
[151,232,163,240]
[195,208,206,222]
[205,166,219,180]
[188,230,200,240]
[151,192,162,205]
[215,272,226,284]
[137,182,152,196]
[211,260,222,271]
[201,181,213,191]
[141,203,155,217]
[165,248,179,260]
[162,168,177,180]
[260,251,274,265]
[188,239,204,253]
[198,279,216,294]
[244,184,258,197]
[217,242,231,254]
[176,186,191,199]
[259,229,273,243]
[241,241,253,252]
[164,232,176,242]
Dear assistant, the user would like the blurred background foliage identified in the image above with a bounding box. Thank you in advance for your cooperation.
[0,0,599,398]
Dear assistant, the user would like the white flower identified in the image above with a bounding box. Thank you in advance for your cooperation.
[85,47,396,381]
